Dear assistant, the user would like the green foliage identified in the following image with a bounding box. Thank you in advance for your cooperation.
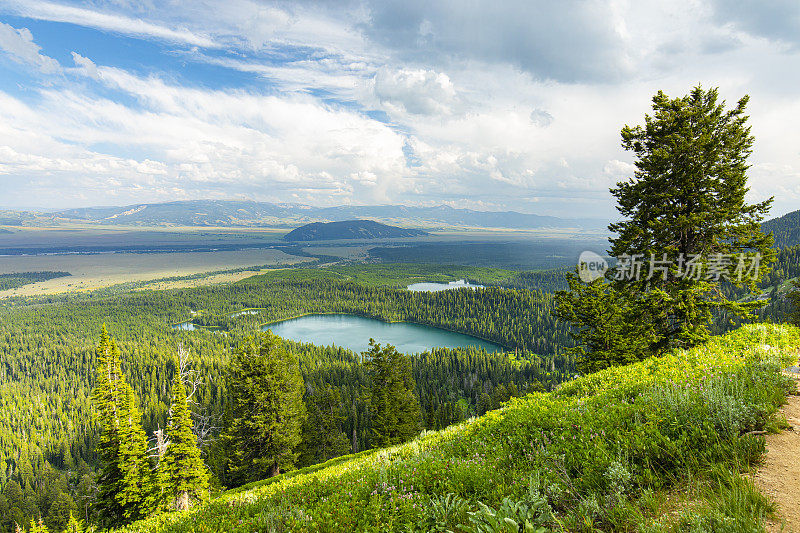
[298,386,351,468]
[461,475,553,533]
[243,263,568,292]
[674,468,774,533]
[223,333,307,486]
[117,385,155,522]
[162,372,209,510]
[555,273,654,373]
[64,511,85,533]
[0,274,566,529]
[28,517,49,533]
[610,86,774,352]
[560,87,776,373]
[92,328,154,527]
[787,279,800,327]
[120,324,800,533]
[92,328,127,527]
[761,208,800,248]
[364,341,422,448]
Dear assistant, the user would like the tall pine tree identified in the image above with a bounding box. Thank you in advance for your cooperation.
[364,340,422,448]
[223,332,306,486]
[92,327,125,527]
[557,86,775,370]
[91,327,153,527]
[609,86,774,351]
[116,384,154,521]
[298,386,351,467]
[162,371,209,511]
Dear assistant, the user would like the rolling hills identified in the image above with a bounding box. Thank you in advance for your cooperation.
[0,200,604,230]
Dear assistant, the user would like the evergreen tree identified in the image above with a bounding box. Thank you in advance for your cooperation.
[115,384,153,521]
[788,279,800,327]
[162,371,209,511]
[299,386,351,466]
[610,86,774,349]
[558,86,774,369]
[28,518,48,533]
[43,490,74,532]
[223,333,306,486]
[91,327,125,527]
[364,340,422,448]
[64,512,83,533]
[91,327,152,527]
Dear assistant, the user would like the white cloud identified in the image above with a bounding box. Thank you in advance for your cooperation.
[0,22,59,73]
[4,0,218,47]
[0,60,412,207]
[0,1,799,218]
[372,67,458,115]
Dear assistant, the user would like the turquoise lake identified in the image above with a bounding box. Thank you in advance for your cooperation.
[261,314,502,354]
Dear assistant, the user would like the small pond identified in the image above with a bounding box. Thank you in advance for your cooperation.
[407,279,484,292]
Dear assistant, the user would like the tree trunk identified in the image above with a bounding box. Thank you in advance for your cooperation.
[175,490,190,511]
[269,463,280,477]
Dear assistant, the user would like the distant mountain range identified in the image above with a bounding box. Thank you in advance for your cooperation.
[0,200,606,230]
[284,220,429,241]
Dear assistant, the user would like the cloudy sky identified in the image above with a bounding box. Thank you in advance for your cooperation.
[0,0,799,218]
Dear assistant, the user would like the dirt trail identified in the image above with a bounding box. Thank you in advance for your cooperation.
[755,383,800,533]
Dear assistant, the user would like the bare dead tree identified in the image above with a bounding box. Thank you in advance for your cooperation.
[177,343,202,403]
[175,343,220,449]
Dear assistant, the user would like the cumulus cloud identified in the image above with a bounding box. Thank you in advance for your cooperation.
[0,22,60,73]
[361,0,629,83]
[0,1,799,217]
[372,67,458,115]
[0,59,412,207]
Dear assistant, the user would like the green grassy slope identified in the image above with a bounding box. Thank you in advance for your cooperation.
[124,324,800,533]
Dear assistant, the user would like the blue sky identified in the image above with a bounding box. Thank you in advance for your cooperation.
[0,1,799,219]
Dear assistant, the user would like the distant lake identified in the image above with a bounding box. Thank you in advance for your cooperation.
[172,321,195,331]
[261,313,501,354]
[407,279,484,292]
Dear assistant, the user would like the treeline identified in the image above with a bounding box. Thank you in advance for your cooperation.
[220,263,569,293]
[0,278,573,531]
[761,209,800,248]
[184,279,570,353]
[0,272,70,291]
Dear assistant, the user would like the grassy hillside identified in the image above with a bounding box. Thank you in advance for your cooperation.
[124,324,800,533]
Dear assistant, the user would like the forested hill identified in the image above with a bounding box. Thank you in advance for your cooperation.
[762,209,800,248]
[283,220,428,241]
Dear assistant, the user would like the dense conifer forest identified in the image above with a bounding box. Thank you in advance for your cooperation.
[0,267,574,530]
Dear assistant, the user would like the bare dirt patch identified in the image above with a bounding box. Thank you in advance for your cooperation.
[755,384,800,532]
